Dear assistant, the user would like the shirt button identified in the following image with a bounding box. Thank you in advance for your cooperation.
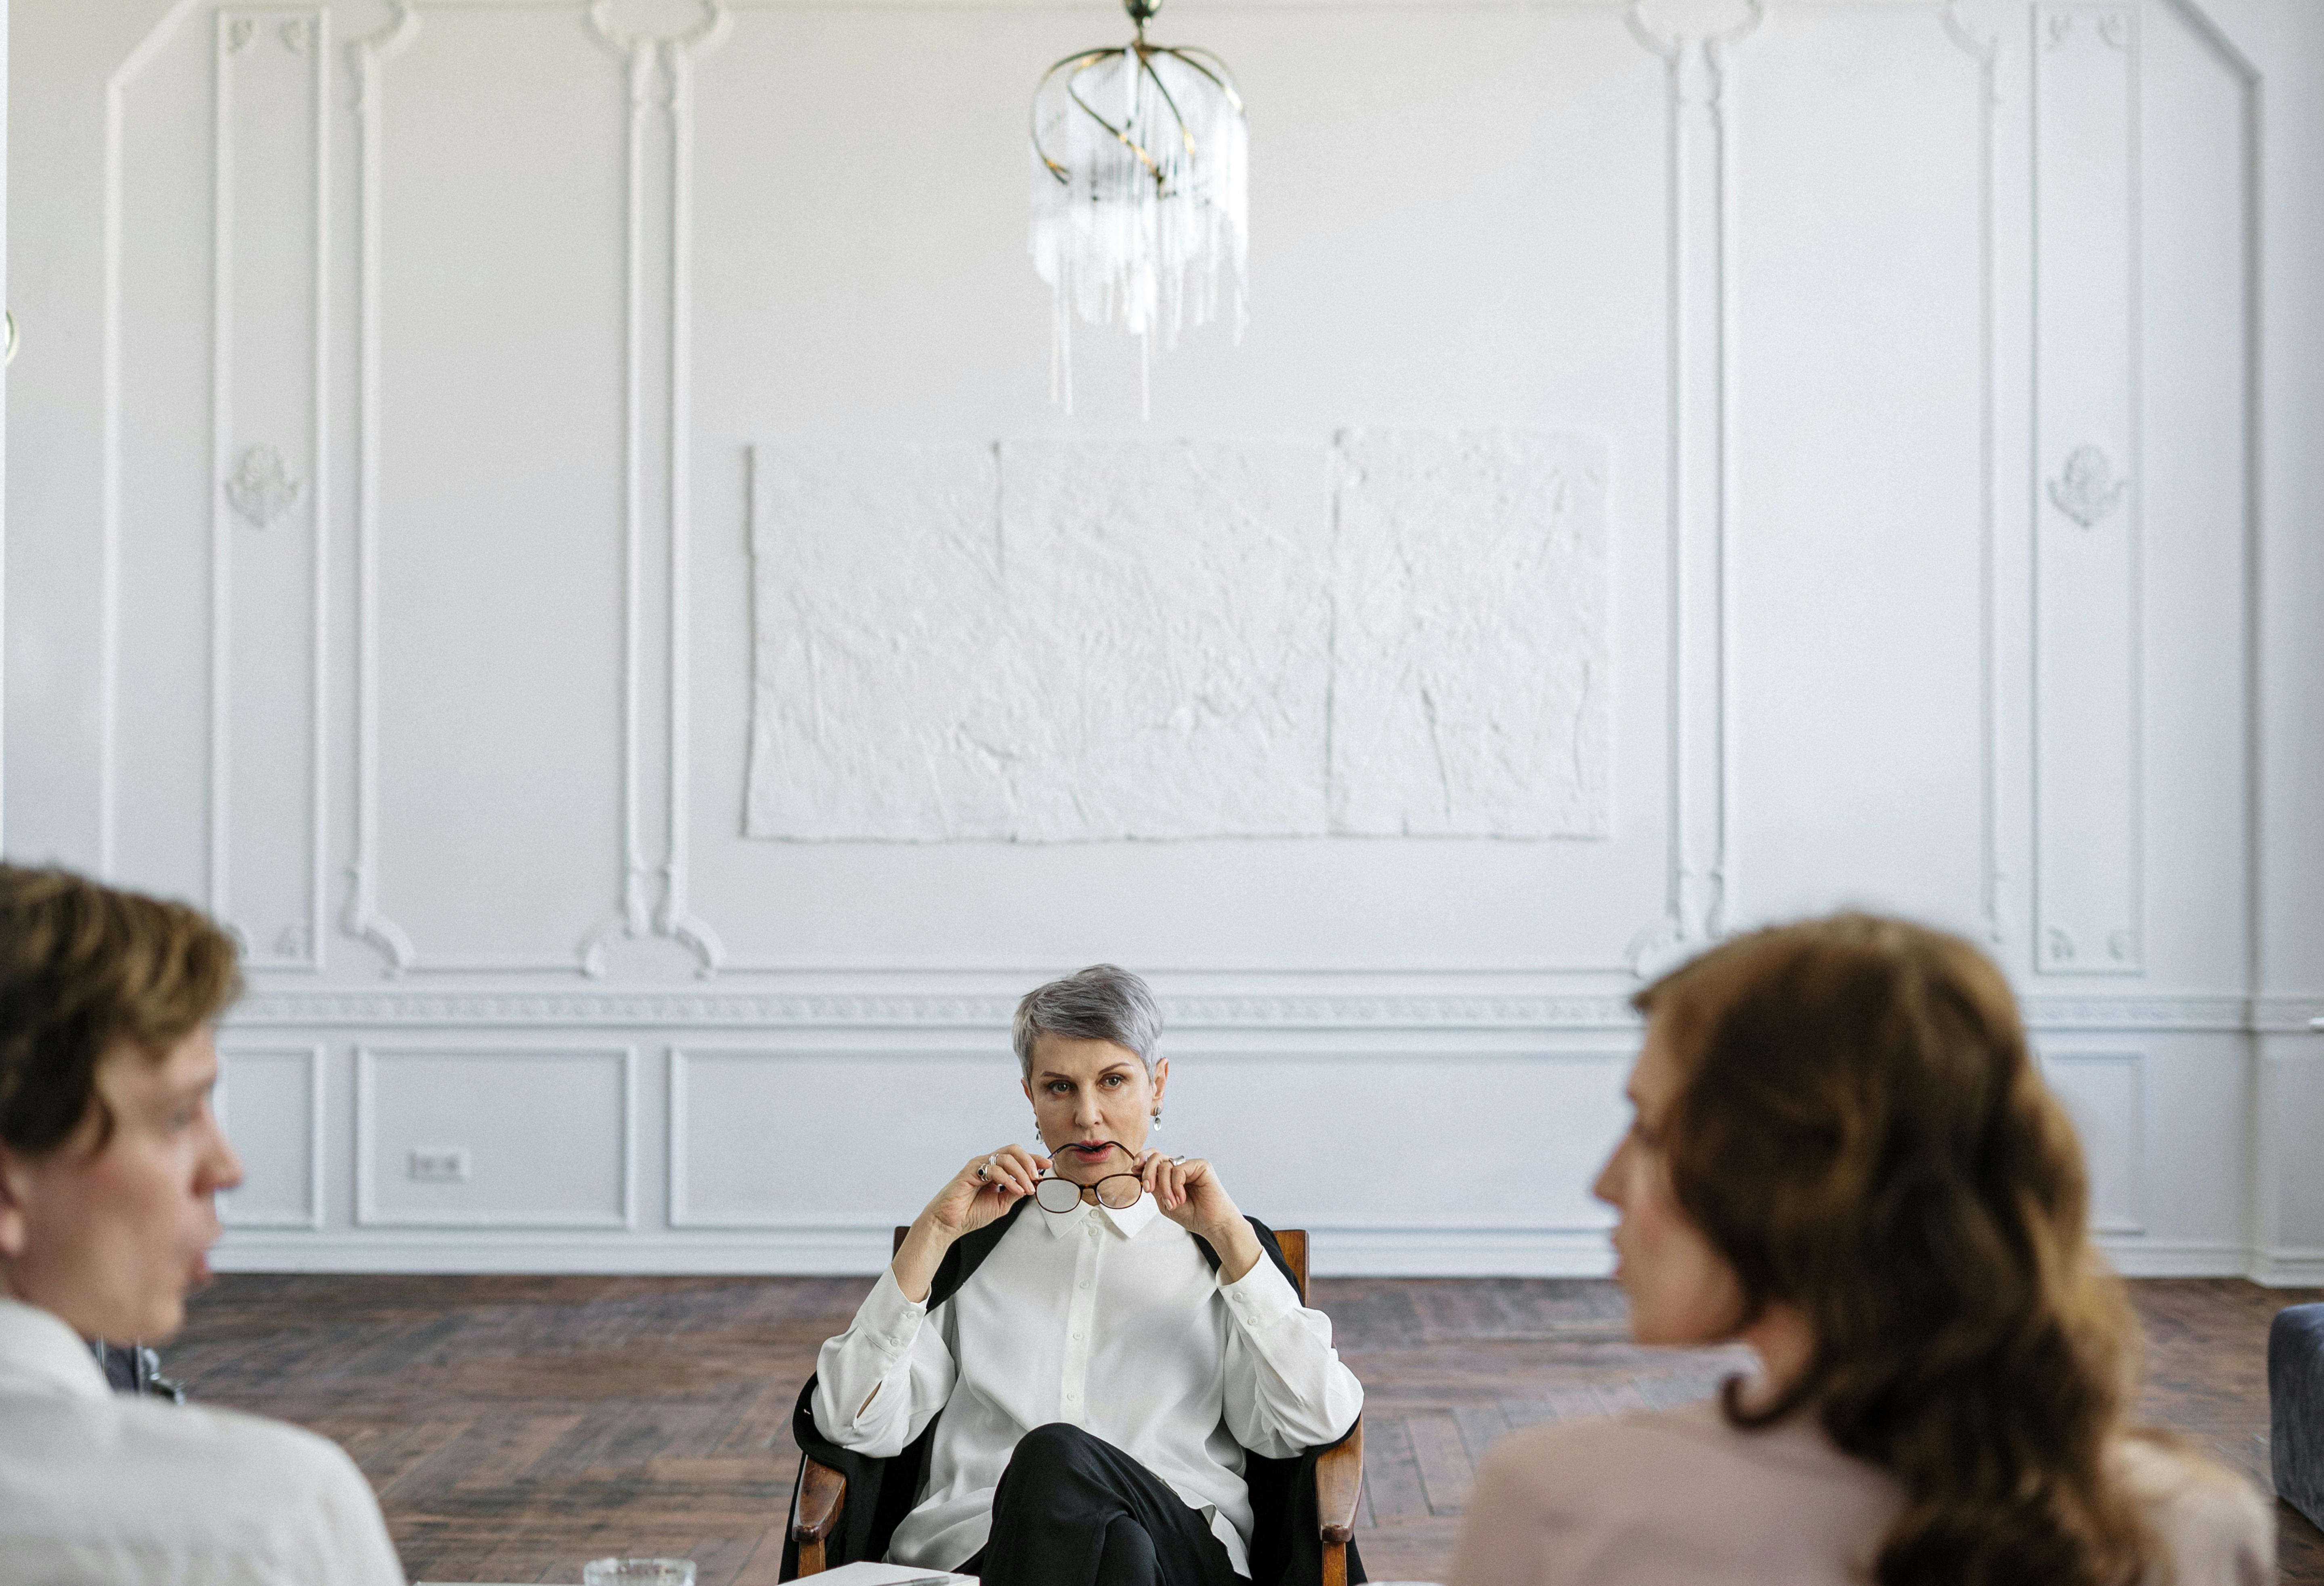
[1079,1281,1091,1290]
[1072,1331,1084,1341]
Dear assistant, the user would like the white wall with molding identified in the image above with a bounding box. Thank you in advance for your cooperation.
[7,0,2322,1279]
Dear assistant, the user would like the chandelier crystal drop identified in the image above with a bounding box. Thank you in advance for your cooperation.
[1029,0,1248,418]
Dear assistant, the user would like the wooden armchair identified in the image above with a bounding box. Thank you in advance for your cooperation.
[789,1227,1366,1584]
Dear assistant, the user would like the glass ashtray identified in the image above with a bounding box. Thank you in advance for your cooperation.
[582,1561,695,1586]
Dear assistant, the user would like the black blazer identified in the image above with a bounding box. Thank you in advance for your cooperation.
[780,1201,1365,1585]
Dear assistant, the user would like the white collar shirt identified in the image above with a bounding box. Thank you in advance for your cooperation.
[811,1193,1365,1575]
[0,1297,407,1586]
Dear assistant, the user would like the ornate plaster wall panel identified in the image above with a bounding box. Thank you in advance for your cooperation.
[1724,3,1995,933]
[99,5,330,962]
[2033,4,2144,974]
[669,1047,1035,1228]
[1170,1049,1630,1236]
[357,1046,636,1229]
[1331,431,1610,838]
[217,1045,325,1230]
[359,8,629,968]
[108,14,219,904]
[216,10,329,970]
[2128,0,2255,989]
[745,434,1607,843]
[2039,1050,2145,1232]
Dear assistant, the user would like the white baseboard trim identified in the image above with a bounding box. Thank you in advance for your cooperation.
[1308,1228,1617,1277]
[2248,1247,2324,1287]
[208,1231,2276,1282]
[2095,1238,2253,1278]
[211,1226,1619,1277]
[212,1229,901,1275]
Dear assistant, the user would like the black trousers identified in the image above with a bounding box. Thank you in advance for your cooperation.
[966,1423,1249,1586]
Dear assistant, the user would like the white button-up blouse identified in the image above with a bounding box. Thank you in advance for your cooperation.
[811,1192,1365,1575]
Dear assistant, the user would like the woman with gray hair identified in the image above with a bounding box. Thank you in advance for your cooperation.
[805,964,1365,1586]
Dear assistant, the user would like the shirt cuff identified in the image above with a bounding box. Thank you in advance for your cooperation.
[1219,1248,1304,1329]
[858,1265,930,1354]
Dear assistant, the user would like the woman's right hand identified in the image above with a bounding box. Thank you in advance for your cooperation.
[921,1144,1049,1240]
[894,1144,1049,1304]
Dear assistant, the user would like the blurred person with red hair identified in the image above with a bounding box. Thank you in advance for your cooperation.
[1453,913,2269,1586]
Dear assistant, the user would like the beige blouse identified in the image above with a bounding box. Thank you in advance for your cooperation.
[1450,1399,2272,1586]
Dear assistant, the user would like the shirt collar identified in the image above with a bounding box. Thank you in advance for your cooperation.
[1103,1189,1163,1239]
[0,1298,112,1402]
[1037,1185,1164,1241]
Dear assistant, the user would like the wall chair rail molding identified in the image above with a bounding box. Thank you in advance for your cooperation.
[237,988,1649,1031]
[224,986,2267,1034]
[2017,992,2248,1031]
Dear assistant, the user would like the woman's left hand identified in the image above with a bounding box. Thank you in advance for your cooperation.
[1138,1149,1237,1236]
[1139,1149,1265,1282]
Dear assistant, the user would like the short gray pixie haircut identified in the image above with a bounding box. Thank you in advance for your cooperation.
[1013,964,1162,1079]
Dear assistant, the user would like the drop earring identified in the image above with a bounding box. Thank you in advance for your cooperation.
[1149,1111,1162,1132]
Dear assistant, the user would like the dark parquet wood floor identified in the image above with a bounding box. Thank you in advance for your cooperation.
[162,1276,2324,1584]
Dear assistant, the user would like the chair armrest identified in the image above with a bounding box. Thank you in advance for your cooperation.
[792,1456,847,1542]
[1314,1422,1364,1545]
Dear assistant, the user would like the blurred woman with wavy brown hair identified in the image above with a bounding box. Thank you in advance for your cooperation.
[1451,913,2270,1586]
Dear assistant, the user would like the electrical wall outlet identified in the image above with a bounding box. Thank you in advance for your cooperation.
[407,1147,471,1184]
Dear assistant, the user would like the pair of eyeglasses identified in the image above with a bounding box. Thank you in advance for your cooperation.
[1035,1172,1145,1212]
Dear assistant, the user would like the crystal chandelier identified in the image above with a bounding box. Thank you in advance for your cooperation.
[1030,0,1248,418]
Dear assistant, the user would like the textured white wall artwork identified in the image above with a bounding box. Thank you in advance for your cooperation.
[994,441,1337,839]
[745,433,1611,842]
[1332,432,1609,838]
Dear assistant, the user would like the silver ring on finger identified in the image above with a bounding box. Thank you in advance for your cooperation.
[1170,1155,1187,1165]
[978,1154,998,1180]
